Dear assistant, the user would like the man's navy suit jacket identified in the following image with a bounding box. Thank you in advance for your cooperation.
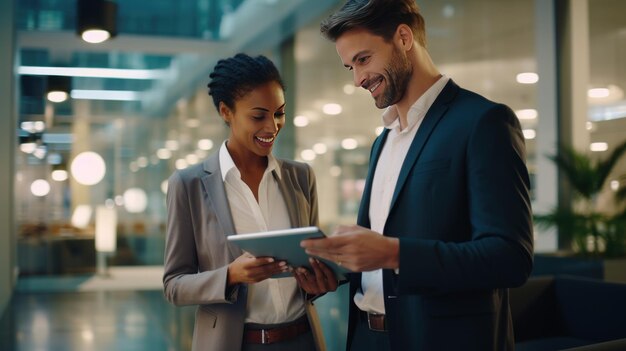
[347,80,534,351]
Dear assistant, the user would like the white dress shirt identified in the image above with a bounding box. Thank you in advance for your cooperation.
[219,142,305,324]
[354,75,450,314]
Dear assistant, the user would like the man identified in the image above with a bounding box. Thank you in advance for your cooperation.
[301,0,534,350]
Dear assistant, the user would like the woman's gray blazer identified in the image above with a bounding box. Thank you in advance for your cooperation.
[163,152,319,351]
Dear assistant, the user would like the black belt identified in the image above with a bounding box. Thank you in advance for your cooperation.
[360,311,387,332]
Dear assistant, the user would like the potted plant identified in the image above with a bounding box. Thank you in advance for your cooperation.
[534,140,626,281]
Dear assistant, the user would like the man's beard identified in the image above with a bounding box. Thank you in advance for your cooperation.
[375,46,412,108]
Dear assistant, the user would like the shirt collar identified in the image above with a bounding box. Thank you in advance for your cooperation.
[218,141,281,181]
[381,75,450,131]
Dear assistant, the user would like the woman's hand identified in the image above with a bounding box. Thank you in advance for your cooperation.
[293,258,338,295]
[227,253,289,286]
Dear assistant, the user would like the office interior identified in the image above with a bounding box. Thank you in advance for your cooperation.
[1,0,626,350]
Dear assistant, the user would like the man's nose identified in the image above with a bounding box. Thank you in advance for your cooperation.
[353,68,366,88]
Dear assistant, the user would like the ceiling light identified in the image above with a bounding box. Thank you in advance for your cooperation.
[123,188,148,213]
[322,103,342,115]
[137,157,148,168]
[516,72,539,84]
[197,139,214,151]
[522,129,536,140]
[590,142,608,152]
[19,133,38,153]
[587,85,624,105]
[300,149,316,161]
[83,30,111,44]
[175,159,188,169]
[46,76,71,103]
[341,138,358,150]
[31,179,51,197]
[33,145,47,159]
[313,143,328,154]
[71,205,93,229]
[588,88,610,99]
[19,143,37,154]
[294,115,310,127]
[165,140,180,151]
[77,0,117,44]
[71,90,141,101]
[52,170,69,182]
[515,109,538,120]
[18,66,167,80]
[47,91,68,103]
[343,84,355,95]
[21,121,45,133]
[71,151,106,185]
[610,180,620,191]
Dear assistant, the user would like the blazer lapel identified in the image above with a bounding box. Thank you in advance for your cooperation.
[200,154,242,258]
[388,80,459,213]
[357,129,389,228]
[274,162,301,227]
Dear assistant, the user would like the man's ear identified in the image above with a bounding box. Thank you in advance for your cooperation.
[219,102,232,125]
[396,24,414,51]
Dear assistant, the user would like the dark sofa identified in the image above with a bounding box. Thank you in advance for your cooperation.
[510,276,626,351]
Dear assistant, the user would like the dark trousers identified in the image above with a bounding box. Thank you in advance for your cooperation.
[349,315,391,351]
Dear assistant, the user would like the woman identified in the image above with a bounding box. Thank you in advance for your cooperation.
[163,53,337,351]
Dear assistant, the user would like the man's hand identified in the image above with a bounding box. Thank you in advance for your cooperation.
[227,253,289,286]
[293,258,338,295]
[300,224,399,272]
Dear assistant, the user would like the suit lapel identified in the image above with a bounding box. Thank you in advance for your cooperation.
[274,162,301,227]
[388,80,459,213]
[200,154,242,258]
[357,129,389,227]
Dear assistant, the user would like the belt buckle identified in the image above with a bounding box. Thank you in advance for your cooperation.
[261,329,269,344]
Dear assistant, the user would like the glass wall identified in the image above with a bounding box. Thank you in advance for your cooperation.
[6,0,626,350]
[13,0,338,276]
[11,0,626,283]
[294,1,538,231]
[588,0,626,215]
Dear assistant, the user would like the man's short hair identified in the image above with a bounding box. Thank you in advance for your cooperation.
[320,0,426,47]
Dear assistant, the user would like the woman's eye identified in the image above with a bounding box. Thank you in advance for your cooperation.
[252,116,264,120]
[274,112,286,118]
[358,56,370,64]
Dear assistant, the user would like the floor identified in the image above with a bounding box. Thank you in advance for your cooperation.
[0,266,349,351]
[0,267,195,351]
[0,290,196,351]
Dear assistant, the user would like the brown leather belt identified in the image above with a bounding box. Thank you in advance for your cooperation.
[243,317,310,344]
[360,311,387,332]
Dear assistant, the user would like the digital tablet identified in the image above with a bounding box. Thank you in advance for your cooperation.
[227,226,350,279]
